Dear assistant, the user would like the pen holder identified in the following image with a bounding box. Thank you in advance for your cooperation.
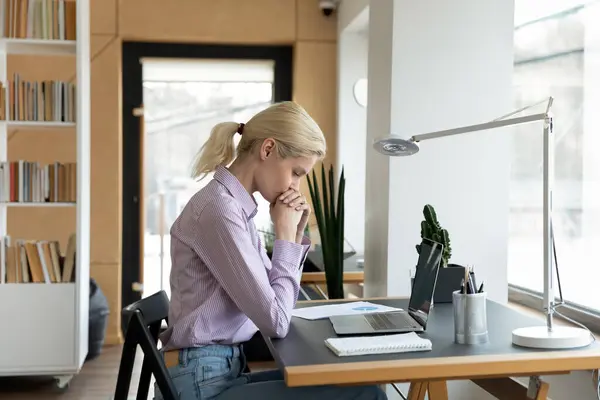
[452,290,489,345]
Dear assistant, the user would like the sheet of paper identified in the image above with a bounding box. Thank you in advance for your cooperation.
[291,301,404,320]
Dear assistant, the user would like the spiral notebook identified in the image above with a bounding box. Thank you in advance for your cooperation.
[324,332,433,357]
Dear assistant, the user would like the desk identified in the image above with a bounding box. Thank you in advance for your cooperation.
[264,297,600,399]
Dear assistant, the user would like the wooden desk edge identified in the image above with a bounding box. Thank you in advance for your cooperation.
[282,350,600,387]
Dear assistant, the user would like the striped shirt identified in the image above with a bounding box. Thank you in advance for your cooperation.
[159,165,311,350]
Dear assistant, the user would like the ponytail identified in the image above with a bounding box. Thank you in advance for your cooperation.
[191,101,327,180]
[191,122,239,180]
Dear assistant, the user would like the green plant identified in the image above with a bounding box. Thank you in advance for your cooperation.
[416,204,452,267]
[307,163,345,299]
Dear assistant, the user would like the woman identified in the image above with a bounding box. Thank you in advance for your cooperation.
[154,101,387,400]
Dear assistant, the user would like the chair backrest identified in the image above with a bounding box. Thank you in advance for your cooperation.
[122,290,171,332]
[114,290,179,400]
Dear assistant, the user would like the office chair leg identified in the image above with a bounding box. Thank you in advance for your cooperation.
[114,326,139,400]
[137,355,154,400]
[137,323,162,400]
[136,316,179,400]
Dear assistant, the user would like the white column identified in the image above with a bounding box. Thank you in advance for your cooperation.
[365,0,515,302]
[337,22,369,254]
[364,0,395,298]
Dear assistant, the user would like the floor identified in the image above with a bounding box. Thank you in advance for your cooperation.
[0,345,149,400]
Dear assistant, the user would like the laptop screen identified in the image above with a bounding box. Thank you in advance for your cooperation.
[408,238,443,328]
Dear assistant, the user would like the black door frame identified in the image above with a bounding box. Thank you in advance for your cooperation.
[121,41,293,331]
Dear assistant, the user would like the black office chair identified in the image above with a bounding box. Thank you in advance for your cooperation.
[114,290,178,400]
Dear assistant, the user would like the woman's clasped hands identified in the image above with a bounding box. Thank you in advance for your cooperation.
[270,188,311,244]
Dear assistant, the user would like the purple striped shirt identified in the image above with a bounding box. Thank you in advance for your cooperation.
[159,165,311,350]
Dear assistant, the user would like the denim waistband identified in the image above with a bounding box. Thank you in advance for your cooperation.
[179,344,242,362]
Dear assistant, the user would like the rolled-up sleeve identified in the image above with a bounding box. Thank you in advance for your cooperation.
[191,197,305,338]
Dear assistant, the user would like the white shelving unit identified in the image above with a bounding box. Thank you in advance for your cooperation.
[0,0,90,391]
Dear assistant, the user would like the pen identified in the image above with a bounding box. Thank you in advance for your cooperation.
[460,278,465,294]
[469,266,478,291]
[478,282,484,293]
[467,272,476,295]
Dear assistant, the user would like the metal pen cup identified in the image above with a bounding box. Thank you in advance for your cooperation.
[452,290,489,345]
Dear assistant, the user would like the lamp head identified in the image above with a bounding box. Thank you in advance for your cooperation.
[373,136,420,156]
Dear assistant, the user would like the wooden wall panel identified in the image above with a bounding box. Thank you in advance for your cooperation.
[90,37,122,265]
[296,0,337,41]
[91,262,122,344]
[293,41,338,167]
[293,41,338,235]
[91,0,118,35]
[118,0,297,43]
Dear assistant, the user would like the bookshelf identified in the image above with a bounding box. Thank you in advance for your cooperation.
[0,0,90,390]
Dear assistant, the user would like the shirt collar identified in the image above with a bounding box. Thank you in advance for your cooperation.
[214,165,258,219]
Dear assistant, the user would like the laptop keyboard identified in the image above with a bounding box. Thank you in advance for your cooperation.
[365,312,419,330]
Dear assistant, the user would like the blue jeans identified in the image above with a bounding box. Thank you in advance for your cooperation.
[153,344,387,400]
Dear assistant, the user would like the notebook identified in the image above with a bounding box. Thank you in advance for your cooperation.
[324,332,433,357]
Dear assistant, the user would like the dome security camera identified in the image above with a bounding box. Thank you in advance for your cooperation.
[319,0,338,17]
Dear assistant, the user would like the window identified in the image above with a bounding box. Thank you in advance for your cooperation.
[508,2,600,313]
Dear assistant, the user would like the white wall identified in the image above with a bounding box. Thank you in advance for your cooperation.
[364,0,515,398]
[337,0,369,33]
[365,0,514,301]
[337,21,368,253]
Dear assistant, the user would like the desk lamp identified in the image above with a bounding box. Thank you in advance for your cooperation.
[373,97,592,349]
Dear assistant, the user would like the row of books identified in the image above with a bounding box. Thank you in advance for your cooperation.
[1,0,76,41]
[0,75,76,122]
[0,160,76,203]
[0,233,75,284]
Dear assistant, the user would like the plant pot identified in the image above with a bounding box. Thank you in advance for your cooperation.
[434,264,466,303]
[410,263,466,304]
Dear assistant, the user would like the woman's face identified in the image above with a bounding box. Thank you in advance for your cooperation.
[255,139,318,203]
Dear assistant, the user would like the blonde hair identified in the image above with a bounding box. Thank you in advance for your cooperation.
[191,101,327,180]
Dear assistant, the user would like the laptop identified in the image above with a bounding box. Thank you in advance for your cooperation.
[329,238,443,335]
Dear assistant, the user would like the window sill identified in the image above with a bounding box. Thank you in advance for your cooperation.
[508,285,600,337]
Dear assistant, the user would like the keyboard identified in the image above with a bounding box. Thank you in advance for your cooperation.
[364,312,420,331]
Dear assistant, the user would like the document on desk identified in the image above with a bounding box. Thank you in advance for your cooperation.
[292,301,403,320]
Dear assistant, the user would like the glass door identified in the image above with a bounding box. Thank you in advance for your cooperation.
[141,58,275,298]
[121,42,293,321]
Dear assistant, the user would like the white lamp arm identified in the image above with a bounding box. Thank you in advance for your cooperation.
[411,112,549,143]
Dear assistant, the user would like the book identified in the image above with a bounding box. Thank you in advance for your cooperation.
[0,233,76,284]
[324,332,433,357]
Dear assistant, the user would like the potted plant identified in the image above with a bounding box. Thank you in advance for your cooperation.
[415,204,466,303]
[306,163,346,299]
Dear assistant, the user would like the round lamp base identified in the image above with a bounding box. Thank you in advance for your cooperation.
[512,326,593,349]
